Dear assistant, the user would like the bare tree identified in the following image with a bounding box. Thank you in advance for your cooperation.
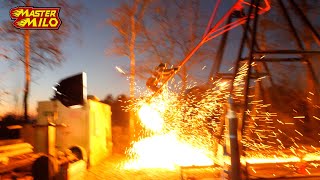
[109,0,217,93]
[135,0,216,91]
[108,0,150,140]
[0,0,83,121]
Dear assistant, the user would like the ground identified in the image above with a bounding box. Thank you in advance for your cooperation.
[84,155,221,180]
[83,155,320,180]
[2,155,320,180]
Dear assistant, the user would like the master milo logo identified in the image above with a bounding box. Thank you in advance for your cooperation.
[10,6,62,30]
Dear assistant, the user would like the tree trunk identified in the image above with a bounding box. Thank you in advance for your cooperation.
[24,0,31,121]
[129,0,138,141]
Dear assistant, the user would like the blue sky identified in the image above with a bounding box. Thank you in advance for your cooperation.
[0,1,137,114]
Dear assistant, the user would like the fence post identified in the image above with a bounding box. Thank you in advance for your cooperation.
[225,96,241,179]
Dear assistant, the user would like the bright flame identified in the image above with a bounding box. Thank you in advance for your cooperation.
[125,133,214,170]
[138,104,164,132]
[125,88,216,170]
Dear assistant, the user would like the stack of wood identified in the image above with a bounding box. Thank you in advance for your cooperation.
[0,139,40,174]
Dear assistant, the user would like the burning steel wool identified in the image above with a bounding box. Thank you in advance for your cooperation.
[123,80,229,169]
[123,63,320,175]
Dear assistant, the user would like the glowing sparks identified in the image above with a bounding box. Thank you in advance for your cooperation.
[122,62,320,175]
[124,85,224,169]
[125,90,217,169]
[138,104,164,132]
[202,66,206,70]
[295,130,303,137]
[294,116,305,119]
[245,156,301,164]
[115,66,126,74]
[124,133,213,170]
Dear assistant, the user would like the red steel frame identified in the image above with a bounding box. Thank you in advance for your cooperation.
[148,0,271,99]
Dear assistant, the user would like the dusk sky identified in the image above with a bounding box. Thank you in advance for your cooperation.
[0,0,237,115]
[0,1,136,115]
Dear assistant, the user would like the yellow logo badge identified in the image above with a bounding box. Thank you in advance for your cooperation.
[10,7,62,30]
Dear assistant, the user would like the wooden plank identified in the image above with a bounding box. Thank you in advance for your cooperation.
[0,153,41,174]
[0,143,33,152]
[0,139,23,146]
[6,125,23,130]
[0,148,33,158]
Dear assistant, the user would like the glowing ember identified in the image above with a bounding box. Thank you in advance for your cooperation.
[138,104,164,132]
[245,156,301,164]
[122,62,320,173]
[125,133,213,170]
[115,66,126,74]
[124,86,218,169]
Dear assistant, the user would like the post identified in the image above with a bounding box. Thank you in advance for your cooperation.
[225,96,241,180]
[24,0,30,122]
[48,100,58,158]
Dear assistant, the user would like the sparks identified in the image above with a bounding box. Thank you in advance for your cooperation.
[138,104,164,132]
[115,66,126,74]
[121,62,320,175]
[124,133,214,170]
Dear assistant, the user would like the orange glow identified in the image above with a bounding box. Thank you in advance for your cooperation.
[244,152,320,164]
[245,156,301,164]
[138,104,164,132]
[123,63,320,172]
[303,153,320,162]
[124,88,218,169]
[124,133,214,170]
